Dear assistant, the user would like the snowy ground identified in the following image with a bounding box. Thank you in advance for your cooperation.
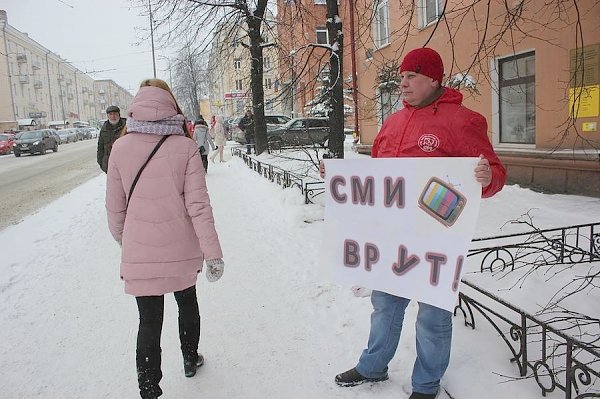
[1,141,599,398]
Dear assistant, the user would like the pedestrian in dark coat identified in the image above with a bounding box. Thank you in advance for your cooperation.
[238,110,255,154]
[97,105,126,173]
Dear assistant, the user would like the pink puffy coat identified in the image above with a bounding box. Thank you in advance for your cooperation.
[106,87,222,296]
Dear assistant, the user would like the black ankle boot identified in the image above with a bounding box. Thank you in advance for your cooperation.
[183,353,204,377]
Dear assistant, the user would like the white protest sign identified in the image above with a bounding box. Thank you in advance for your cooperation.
[323,158,481,312]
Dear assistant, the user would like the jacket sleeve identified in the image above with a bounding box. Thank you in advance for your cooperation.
[462,113,506,198]
[105,149,126,244]
[97,131,105,169]
[183,145,223,260]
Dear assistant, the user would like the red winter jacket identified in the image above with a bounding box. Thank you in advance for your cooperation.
[371,87,505,198]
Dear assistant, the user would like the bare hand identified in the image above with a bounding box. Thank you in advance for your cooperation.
[475,155,492,188]
[319,160,326,179]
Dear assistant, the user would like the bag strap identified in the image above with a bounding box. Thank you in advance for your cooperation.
[126,135,169,211]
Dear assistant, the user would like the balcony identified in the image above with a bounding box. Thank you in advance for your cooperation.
[67,93,74,100]
[98,89,105,94]
[16,54,27,63]
[66,79,73,86]
[58,74,64,81]
[32,61,41,70]
[18,75,30,84]
[34,80,43,89]
[82,87,88,93]
[99,99,106,104]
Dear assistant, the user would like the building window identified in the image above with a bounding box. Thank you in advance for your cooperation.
[263,57,271,70]
[316,28,329,45]
[235,79,243,91]
[265,99,274,111]
[314,0,326,4]
[377,87,402,125]
[264,78,272,90]
[498,52,536,144]
[234,58,241,70]
[373,0,390,48]
[419,0,444,27]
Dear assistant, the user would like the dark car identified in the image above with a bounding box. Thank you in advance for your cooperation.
[0,134,15,155]
[14,129,59,157]
[230,114,292,144]
[267,117,329,147]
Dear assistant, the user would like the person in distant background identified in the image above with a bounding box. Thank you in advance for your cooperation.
[209,116,226,163]
[238,110,255,154]
[97,105,126,173]
[193,119,214,172]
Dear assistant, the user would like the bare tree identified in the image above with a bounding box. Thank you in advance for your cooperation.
[133,0,272,153]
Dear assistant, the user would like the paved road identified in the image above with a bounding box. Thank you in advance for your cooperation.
[0,139,101,231]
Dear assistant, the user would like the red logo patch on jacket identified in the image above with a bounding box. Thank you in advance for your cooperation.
[418,134,440,152]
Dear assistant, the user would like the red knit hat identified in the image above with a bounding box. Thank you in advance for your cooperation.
[399,47,444,84]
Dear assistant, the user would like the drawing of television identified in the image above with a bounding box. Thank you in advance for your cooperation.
[418,177,467,227]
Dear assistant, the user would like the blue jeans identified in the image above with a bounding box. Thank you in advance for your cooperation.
[355,290,452,395]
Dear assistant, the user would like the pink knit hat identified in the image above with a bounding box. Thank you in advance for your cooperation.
[399,48,444,84]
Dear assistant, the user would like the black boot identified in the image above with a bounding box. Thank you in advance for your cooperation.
[183,352,205,377]
[136,348,163,398]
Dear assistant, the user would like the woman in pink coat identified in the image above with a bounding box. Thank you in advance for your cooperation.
[105,78,224,399]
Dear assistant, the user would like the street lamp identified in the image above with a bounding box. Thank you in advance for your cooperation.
[148,0,157,78]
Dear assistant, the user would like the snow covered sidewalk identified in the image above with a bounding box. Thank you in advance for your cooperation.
[1,147,599,398]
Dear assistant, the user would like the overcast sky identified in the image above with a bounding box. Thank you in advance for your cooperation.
[3,0,175,94]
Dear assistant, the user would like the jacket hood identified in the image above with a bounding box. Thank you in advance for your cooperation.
[127,86,179,122]
[403,87,463,110]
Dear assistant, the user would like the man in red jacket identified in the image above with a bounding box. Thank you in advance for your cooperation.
[330,48,506,399]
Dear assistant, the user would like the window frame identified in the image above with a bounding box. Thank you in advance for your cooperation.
[418,0,444,28]
[373,0,390,49]
[497,51,536,145]
[316,27,329,45]
[377,86,402,126]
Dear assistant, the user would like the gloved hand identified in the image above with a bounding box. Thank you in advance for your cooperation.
[351,285,372,297]
[205,258,225,282]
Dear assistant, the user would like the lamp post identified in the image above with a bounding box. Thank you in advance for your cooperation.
[149,0,157,78]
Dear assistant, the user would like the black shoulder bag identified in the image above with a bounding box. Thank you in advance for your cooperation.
[125,135,169,212]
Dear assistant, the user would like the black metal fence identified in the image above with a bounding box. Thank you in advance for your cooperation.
[232,147,325,204]
[457,223,600,399]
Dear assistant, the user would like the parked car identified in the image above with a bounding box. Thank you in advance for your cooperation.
[57,128,79,144]
[230,115,292,144]
[229,116,245,144]
[0,133,16,155]
[265,114,291,130]
[86,127,100,138]
[48,130,61,145]
[13,129,58,157]
[267,117,329,147]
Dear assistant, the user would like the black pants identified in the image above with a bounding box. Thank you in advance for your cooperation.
[201,154,209,172]
[135,285,200,398]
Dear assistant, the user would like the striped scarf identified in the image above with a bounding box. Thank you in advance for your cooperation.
[126,114,186,136]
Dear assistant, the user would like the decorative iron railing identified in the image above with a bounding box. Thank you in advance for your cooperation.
[456,222,600,399]
[232,147,325,204]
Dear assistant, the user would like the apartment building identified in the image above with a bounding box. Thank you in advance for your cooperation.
[207,10,283,119]
[94,79,133,123]
[0,10,132,131]
[276,0,354,120]
[278,1,600,196]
